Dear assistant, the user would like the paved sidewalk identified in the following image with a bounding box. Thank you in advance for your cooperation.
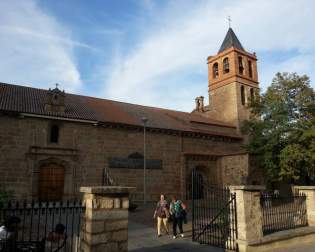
[128,203,223,252]
[272,243,315,252]
[127,203,315,252]
[128,221,222,252]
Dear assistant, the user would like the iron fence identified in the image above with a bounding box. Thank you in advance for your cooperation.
[192,170,238,251]
[0,200,85,251]
[260,193,308,235]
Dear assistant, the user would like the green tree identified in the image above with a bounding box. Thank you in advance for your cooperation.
[242,72,315,183]
[0,188,13,207]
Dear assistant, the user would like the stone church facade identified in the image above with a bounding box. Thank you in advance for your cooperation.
[0,28,262,201]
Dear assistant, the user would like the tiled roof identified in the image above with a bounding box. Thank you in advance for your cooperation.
[218,28,245,53]
[0,82,241,139]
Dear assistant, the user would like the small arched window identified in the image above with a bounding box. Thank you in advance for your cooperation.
[241,86,245,105]
[248,60,253,78]
[250,88,254,102]
[50,125,59,143]
[213,63,219,78]
[238,56,244,75]
[223,57,229,73]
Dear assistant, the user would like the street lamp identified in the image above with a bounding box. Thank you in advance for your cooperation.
[141,117,148,205]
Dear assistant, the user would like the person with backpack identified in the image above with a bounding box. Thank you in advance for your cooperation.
[170,196,186,239]
[153,194,170,237]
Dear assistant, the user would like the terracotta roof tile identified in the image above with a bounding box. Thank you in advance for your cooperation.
[0,82,241,139]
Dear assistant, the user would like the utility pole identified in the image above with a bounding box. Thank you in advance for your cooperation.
[141,117,148,205]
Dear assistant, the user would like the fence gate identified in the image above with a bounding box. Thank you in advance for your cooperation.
[192,170,238,251]
[0,200,85,252]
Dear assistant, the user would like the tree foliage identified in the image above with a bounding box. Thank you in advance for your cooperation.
[0,188,13,208]
[242,72,315,182]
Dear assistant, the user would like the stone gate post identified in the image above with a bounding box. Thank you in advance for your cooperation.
[79,186,134,252]
[229,185,265,252]
[293,186,315,226]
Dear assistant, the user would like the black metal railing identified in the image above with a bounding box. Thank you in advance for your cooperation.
[192,170,238,251]
[260,193,308,235]
[103,168,115,186]
[0,200,85,251]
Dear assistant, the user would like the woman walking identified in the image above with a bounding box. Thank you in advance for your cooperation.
[153,194,169,237]
[170,196,186,239]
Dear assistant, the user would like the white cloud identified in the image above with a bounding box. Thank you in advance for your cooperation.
[104,0,315,111]
[0,0,82,92]
[260,53,315,90]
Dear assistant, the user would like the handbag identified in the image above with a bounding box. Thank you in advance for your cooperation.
[164,208,170,218]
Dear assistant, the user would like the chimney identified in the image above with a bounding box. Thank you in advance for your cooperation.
[195,96,204,112]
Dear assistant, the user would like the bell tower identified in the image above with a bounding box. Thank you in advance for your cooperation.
[205,28,259,129]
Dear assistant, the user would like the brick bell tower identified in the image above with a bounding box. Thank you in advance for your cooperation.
[202,28,259,130]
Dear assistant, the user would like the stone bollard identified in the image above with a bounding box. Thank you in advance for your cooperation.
[229,185,265,252]
[293,186,315,226]
[79,186,134,252]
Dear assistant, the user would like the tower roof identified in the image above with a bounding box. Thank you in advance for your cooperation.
[218,28,244,53]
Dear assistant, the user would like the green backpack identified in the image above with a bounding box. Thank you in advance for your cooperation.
[174,200,183,218]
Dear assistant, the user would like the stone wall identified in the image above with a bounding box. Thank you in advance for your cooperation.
[0,114,248,200]
[80,186,131,252]
[220,154,249,185]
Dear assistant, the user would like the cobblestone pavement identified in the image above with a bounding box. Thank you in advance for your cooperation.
[128,203,223,252]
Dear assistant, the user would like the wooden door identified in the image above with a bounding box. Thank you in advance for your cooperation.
[39,164,65,201]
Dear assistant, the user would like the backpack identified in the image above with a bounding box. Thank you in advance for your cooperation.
[173,200,183,218]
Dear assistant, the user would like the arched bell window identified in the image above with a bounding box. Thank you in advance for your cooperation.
[50,125,59,143]
[241,86,245,105]
[223,57,229,74]
[248,60,253,78]
[213,63,219,78]
[238,56,244,75]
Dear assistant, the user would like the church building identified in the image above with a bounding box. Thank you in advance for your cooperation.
[0,28,262,201]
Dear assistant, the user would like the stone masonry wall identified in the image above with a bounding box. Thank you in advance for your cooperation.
[0,114,247,200]
[80,187,130,252]
[220,154,249,185]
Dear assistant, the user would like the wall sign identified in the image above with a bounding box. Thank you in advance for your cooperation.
[108,157,162,170]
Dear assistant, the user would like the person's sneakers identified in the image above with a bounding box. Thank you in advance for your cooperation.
[180,233,184,238]
[173,235,176,239]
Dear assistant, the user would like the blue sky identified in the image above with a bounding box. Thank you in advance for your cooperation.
[0,0,314,112]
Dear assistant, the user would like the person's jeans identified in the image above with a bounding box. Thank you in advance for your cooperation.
[172,216,183,236]
[157,217,169,235]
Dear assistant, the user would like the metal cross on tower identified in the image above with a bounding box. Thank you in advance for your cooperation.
[228,16,232,28]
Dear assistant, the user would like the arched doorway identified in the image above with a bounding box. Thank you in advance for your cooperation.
[193,166,208,199]
[39,164,65,201]
[186,166,207,200]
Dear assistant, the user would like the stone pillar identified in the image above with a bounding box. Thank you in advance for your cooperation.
[229,185,266,252]
[293,186,315,226]
[79,186,134,252]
